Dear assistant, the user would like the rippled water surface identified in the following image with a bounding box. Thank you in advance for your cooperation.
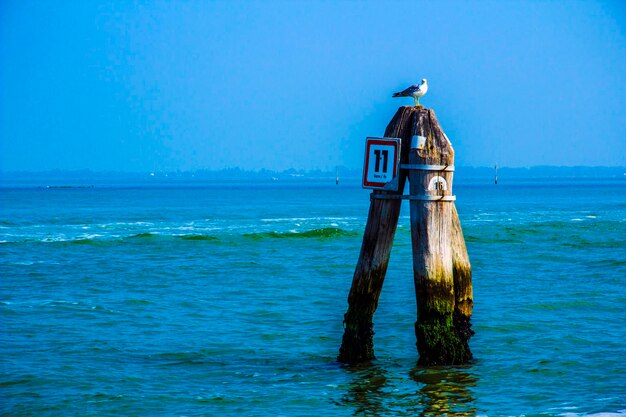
[1,178,625,416]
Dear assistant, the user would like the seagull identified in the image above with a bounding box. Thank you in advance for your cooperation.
[392,78,428,106]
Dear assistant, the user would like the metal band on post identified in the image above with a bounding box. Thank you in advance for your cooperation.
[410,195,456,201]
[370,193,456,202]
[400,164,455,172]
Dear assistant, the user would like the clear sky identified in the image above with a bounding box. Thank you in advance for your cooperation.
[1,0,625,172]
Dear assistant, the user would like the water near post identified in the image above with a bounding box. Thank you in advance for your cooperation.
[1,178,625,416]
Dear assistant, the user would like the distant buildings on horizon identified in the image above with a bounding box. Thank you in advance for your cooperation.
[1,165,624,185]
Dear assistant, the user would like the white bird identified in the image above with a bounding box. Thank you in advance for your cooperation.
[392,78,428,106]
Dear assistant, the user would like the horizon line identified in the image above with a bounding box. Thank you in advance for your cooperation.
[1,164,625,175]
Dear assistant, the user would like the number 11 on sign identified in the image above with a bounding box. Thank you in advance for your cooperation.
[362,137,400,189]
[373,149,388,173]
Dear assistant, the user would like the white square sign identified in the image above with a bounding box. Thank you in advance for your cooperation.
[362,137,400,189]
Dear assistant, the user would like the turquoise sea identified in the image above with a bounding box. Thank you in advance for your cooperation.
[1,177,625,416]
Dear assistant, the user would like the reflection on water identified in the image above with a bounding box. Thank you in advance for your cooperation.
[340,362,477,416]
[410,366,477,416]
[341,362,389,416]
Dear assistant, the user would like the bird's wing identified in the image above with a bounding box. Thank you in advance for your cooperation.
[400,85,420,95]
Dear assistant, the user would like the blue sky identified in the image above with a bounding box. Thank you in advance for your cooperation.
[1,0,625,172]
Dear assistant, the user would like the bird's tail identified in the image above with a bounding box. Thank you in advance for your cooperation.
[392,92,402,97]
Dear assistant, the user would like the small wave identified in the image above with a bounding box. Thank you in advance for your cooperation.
[71,235,118,246]
[8,261,36,266]
[129,232,155,239]
[260,217,309,222]
[244,227,358,240]
[72,233,103,241]
[260,217,358,222]
[2,232,218,245]
[602,259,626,267]
[124,299,153,305]
[4,228,357,244]
[561,411,626,417]
[72,238,100,245]
[144,349,226,366]
[38,300,118,314]
[179,235,219,241]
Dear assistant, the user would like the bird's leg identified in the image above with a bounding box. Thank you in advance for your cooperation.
[414,96,418,106]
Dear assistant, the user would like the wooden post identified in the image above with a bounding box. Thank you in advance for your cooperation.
[338,106,413,363]
[409,108,472,365]
[338,106,473,365]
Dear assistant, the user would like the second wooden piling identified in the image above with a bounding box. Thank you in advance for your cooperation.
[338,106,413,363]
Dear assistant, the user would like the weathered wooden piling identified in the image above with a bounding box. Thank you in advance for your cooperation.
[338,106,473,365]
[338,106,413,363]
[409,108,472,365]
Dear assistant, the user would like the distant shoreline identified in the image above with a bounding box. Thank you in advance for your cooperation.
[1,166,624,182]
[0,166,624,189]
